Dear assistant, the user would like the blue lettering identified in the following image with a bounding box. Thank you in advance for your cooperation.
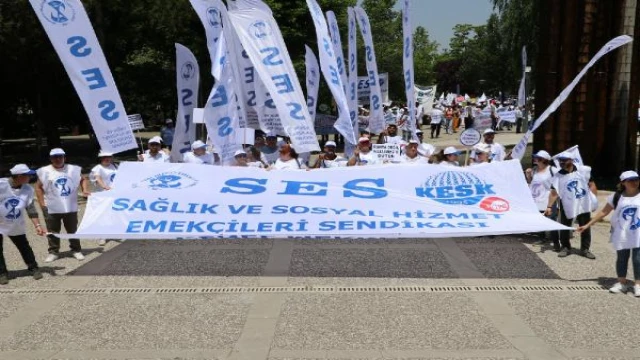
[287,102,305,120]
[247,91,257,106]
[265,94,276,109]
[329,66,339,85]
[211,86,228,107]
[272,74,294,94]
[144,221,167,232]
[181,89,194,106]
[278,181,328,196]
[126,221,142,233]
[372,95,380,110]
[221,178,268,195]
[98,100,119,121]
[81,68,107,90]
[112,198,130,211]
[366,46,372,61]
[217,117,233,137]
[343,179,387,199]
[260,47,283,65]
[244,67,254,83]
[67,36,91,57]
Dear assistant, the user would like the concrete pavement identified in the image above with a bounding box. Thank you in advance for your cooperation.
[0,201,638,359]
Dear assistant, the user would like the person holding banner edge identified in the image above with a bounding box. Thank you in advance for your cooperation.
[545,152,597,259]
[576,171,640,295]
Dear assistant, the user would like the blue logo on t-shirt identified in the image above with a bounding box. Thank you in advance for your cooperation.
[566,180,587,199]
[55,177,71,196]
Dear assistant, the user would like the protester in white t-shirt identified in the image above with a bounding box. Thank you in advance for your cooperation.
[271,144,307,170]
[312,141,347,168]
[470,144,491,166]
[546,152,597,259]
[441,146,461,167]
[139,136,170,163]
[468,129,506,164]
[418,143,437,163]
[245,146,268,168]
[260,134,280,165]
[429,108,444,139]
[377,124,403,145]
[398,140,428,164]
[90,151,118,192]
[36,148,89,262]
[348,137,381,166]
[0,164,46,284]
[183,140,214,164]
[524,150,557,247]
[577,171,640,295]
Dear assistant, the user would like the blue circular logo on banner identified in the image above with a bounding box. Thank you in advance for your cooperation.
[41,0,76,25]
[249,20,272,39]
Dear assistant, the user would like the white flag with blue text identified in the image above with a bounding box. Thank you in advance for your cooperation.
[29,0,137,154]
[517,46,527,108]
[228,0,320,153]
[172,44,200,162]
[511,35,633,160]
[402,0,417,140]
[306,0,355,145]
[305,45,320,121]
[354,7,384,134]
[189,0,225,79]
[346,7,359,157]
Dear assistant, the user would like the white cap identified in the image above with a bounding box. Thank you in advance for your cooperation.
[97,151,114,158]
[407,139,419,145]
[416,129,423,134]
[620,170,640,182]
[148,136,163,144]
[9,164,35,176]
[324,141,337,147]
[483,129,495,135]
[418,143,435,157]
[265,132,277,138]
[533,150,551,160]
[165,119,173,124]
[444,146,460,155]
[358,137,370,143]
[555,151,574,160]
[191,140,206,150]
[474,143,491,153]
[49,148,65,156]
[234,149,246,157]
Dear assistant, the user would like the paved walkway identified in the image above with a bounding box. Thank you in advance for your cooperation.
[0,200,637,359]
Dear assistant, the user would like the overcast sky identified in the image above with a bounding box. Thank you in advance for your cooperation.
[390,0,495,51]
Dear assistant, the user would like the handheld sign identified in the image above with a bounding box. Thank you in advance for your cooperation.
[460,128,481,166]
[372,143,401,162]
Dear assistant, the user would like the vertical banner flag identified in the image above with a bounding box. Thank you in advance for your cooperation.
[511,35,633,159]
[189,0,224,78]
[517,46,527,107]
[346,7,359,157]
[326,11,349,97]
[305,45,320,121]
[172,44,200,162]
[306,0,356,145]
[229,0,320,153]
[415,84,436,113]
[29,0,137,154]
[354,6,384,134]
[402,0,417,140]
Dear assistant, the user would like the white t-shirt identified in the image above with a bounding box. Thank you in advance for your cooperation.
[318,156,347,168]
[441,161,459,167]
[272,158,307,170]
[384,135,403,145]
[530,166,553,211]
[37,164,82,214]
[142,151,170,163]
[430,109,444,125]
[90,164,117,191]
[552,165,596,219]
[607,192,640,250]
[398,155,429,164]
[183,151,214,165]
[0,179,35,236]
[356,151,381,166]
[469,142,506,162]
[247,161,266,168]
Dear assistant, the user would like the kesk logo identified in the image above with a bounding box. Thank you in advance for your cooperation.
[181,62,196,80]
[133,172,198,191]
[206,7,221,28]
[566,180,587,199]
[620,206,640,230]
[40,0,76,25]
[2,197,21,220]
[415,171,510,212]
[54,177,72,197]
[250,20,272,39]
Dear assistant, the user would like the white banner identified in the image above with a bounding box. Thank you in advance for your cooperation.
[517,46,526,108]
[172,44,200,162]
[354,6,384,134]
[402,0,417,140]
[127,114,145,131]
[229,0,320,152]
[73,160,569,239]
[496,109,517,124]
[345,7,359,157]
[415,84,436,113]
[512,35,633,160]
[306,0,355,145]
[357,73,389,105]
[189,0,224,79]
[326,11,349,97]
[29,0,137,154]
[305,45,320,121]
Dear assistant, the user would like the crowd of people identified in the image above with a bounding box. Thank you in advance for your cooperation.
[0,106,638,296]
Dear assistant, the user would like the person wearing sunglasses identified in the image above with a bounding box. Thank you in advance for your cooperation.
[347,137,381,166]
[545,152,598,259]
[271,144,307,170]
[469,144,491,166]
